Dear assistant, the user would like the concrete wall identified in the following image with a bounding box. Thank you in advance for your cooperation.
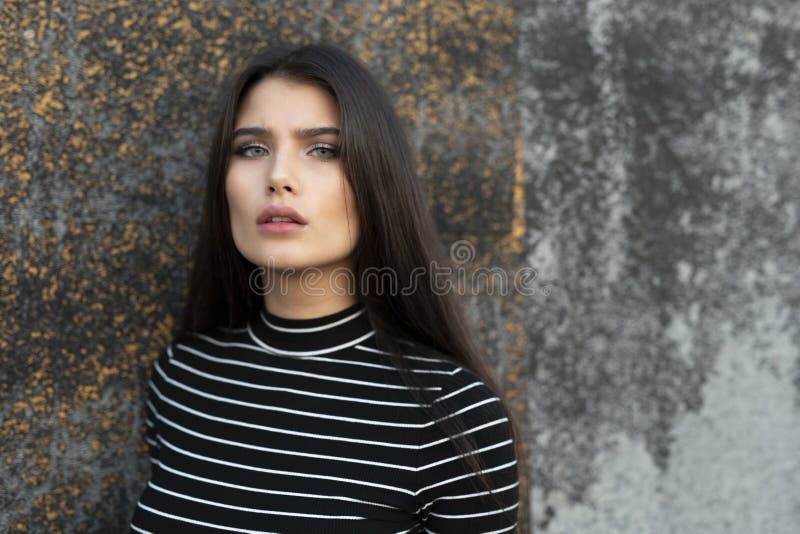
[1,0,798,532]
[518,1,800,532]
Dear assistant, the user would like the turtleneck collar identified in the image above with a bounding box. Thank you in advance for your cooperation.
[247,301,375,356]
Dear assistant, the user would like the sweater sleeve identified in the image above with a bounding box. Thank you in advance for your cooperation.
[416,369,520,533]
[142,344,171,465]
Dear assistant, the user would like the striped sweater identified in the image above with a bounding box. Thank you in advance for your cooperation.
[130,302,519,533]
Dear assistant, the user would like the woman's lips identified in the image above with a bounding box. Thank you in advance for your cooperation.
[257,221,307,234]
[256,204,308,234]
[256,205,308,225]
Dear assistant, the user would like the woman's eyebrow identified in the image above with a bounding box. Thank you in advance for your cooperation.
[231,126,340,140]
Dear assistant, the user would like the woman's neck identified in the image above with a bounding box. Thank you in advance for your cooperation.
[264,292,359,320]
[261,264,359,319]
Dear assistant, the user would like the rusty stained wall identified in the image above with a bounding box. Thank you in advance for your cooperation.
[1,0,526,532]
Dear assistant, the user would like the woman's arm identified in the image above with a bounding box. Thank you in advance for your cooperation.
[416,371,520,533]
[141,345,171,466]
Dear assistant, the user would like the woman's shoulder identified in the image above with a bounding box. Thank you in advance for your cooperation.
[169,324,251,351]
[398,345,515,451]
[148,325,249,368]
[435,365,507,418]
[391,340,507,412]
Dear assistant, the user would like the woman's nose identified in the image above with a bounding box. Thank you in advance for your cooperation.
[266,148,297,193]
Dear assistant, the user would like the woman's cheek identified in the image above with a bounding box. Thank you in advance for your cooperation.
[225,174,250,244]
[226,173,249,219]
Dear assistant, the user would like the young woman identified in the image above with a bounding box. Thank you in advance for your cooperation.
[130,43,520,533]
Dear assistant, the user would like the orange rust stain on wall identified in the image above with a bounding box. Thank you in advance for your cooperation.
[3,1,526,531]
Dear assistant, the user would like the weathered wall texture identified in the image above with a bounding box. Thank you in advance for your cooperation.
[1,0,798,533]
[1,0,527,531]
[518,0,800,532]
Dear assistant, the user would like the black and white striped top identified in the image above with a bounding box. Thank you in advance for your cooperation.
[130,302,519,533]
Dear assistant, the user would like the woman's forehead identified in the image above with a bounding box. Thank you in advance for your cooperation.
[235,76,340,129]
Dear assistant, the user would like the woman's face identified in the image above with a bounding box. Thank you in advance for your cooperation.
[225,76,359,275]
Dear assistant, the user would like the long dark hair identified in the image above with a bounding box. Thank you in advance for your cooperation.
[175,42,520,515]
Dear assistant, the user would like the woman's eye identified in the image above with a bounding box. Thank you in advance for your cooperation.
[309,145,339,160]
[235,144,269,158]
